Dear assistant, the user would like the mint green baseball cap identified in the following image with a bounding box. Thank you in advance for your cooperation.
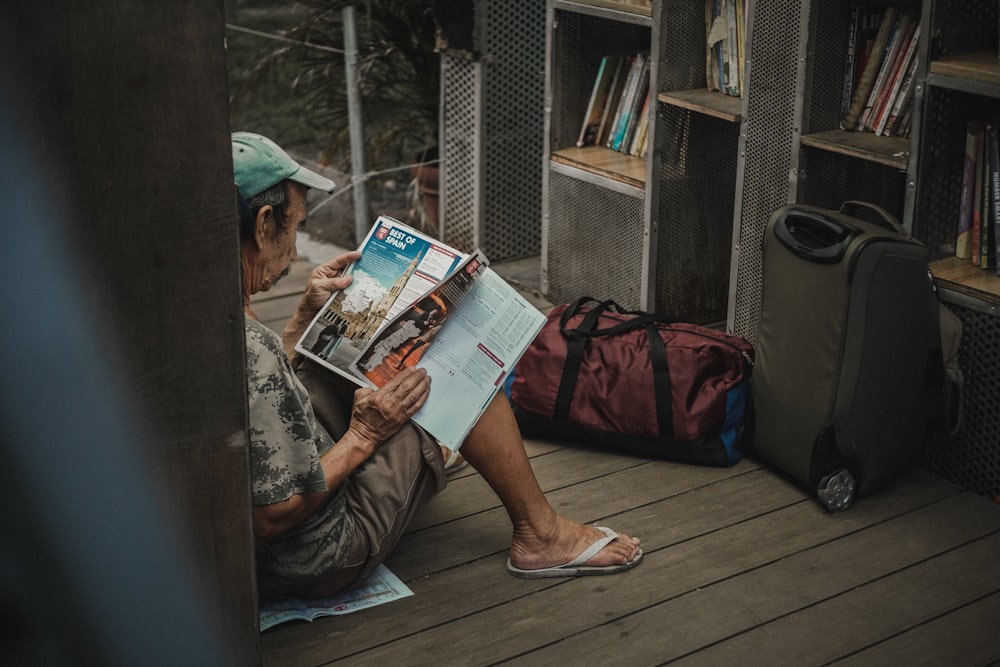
[232,131,336,198]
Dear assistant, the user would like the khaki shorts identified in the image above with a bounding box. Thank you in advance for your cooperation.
[296,361,447,597]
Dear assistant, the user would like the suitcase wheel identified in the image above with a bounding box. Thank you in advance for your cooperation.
[817,469,856,512]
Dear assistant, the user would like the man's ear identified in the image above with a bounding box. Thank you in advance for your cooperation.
[253,205,275,248]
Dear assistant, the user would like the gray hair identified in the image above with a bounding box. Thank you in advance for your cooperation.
[242,180,291,239]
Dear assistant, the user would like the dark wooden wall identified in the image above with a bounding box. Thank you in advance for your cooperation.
[5,2,257,663]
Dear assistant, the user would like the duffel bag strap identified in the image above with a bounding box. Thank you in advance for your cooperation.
[553,297,675,439]
[553,298,608,423]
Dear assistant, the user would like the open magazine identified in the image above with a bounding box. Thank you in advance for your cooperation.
[295,216,545,449]
[259,564,412,631]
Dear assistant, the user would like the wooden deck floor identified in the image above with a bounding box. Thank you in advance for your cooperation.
[252,257,1000,666]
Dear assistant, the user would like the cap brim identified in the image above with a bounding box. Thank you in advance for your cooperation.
[289,165,336,194]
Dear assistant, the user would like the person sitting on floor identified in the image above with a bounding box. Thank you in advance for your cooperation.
[233,131,642,600]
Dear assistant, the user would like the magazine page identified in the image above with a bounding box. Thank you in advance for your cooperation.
[295,216,466,383]
[353,266,546,449]
[351,250,489,387]
[259,564,413,631]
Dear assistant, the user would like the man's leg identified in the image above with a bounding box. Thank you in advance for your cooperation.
[460,395,641,572]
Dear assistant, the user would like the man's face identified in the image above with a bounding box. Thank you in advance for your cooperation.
[258,183,307,292]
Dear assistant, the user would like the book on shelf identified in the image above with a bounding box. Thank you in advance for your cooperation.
[881,55,918,137]
[971,124,986,267]
[957,120,986,260]
[628,91,651,157]
[982,124,997,270]
[596,56,628,147]
[993,125,1000,274]
[841,6,887,119]
[616,59,650,153]
[705,0,746,96]
[724,0,741,96]
[870,21,919,135]
[842,6,898,131]
[706,0,724,92]
[295,216,545,449]
[609,53,649,153]
[857,12,911,132]
[576,55,622,147]
[604,54,638,149]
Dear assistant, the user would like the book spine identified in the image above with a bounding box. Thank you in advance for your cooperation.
[619,58,649,152]
[577,57,610,147]
[882,56,918,137]
[628,91,651,156]
[725,0,740,95]
[843,7,897,131]
[715,0,725,91]
[972,125,985,267]
[594,57,628,146]
[956,121,981,260]
[983,124,997,269]
[841,7,860,118]
[611,54,643,151]
[989,125,1000,273]
[858,14,906,132]
[873,22,919,135]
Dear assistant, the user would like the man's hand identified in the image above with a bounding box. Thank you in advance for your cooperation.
[301,250,362,317]
[348,367,432,453]
[282,250,362,359]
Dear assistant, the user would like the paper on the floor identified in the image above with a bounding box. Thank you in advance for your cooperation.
[259,564,413,631]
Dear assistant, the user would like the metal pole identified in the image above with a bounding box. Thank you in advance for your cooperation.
[343,5,370,243]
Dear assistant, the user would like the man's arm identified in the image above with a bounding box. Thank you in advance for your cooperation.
[282,250,362,364]
[253,365,431,543]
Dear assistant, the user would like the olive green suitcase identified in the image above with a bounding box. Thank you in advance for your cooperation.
[748,202,941,511]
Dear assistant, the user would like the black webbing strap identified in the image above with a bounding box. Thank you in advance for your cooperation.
[552,297,676,439]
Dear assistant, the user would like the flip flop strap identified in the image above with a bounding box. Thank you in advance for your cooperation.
[562,526,618,568]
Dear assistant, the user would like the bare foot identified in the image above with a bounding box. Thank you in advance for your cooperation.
[507,514,641,573]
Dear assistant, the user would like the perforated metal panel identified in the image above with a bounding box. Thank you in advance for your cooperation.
[729,0,804,343]
[440,0,546,262]
[546,170,646,309]
[922,302,1000,499]
[655,105,737,323]
[441,56,479,252]
[912,0,1000,497]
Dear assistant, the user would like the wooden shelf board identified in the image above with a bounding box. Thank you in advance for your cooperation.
[658,88,742,122]
[555,0,652,18]
[800,129,910,170]
[551,145,646,188]
[930,256,1000,305]
[930,52,1000,87]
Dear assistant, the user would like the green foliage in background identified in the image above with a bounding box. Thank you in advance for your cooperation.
[228,0,439,171]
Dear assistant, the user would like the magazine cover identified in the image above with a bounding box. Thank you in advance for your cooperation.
[296,216,466,382]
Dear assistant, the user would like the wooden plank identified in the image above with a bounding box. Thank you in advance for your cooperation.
[930,52,1000,87]
[261,466,804,666]
[551,146,647,188]
[680,528,1000,665]
[831,590,1000,665]
[388,457,763,582]
[405,446,654,532]
[800,129,910,170]
[520,490,1000,664]
[313,470,958,665]
[658,88,743,122]
[930,256,1000,306]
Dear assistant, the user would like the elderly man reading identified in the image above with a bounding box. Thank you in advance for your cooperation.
[234,131,641,599]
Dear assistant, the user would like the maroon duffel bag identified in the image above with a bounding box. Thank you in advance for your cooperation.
[508,297,754,467]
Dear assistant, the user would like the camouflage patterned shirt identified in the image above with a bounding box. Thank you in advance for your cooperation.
[245,316,354,593]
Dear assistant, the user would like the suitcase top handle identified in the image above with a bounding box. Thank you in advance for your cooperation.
[773,201,908,264]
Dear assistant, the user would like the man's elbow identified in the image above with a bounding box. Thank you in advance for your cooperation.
[253,502,299,543]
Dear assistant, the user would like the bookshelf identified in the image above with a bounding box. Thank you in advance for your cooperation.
[542,0,746,323]
[728,0,1000,499]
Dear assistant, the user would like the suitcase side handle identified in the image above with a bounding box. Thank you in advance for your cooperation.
[773,210,860,263]
[839,200,910,238]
